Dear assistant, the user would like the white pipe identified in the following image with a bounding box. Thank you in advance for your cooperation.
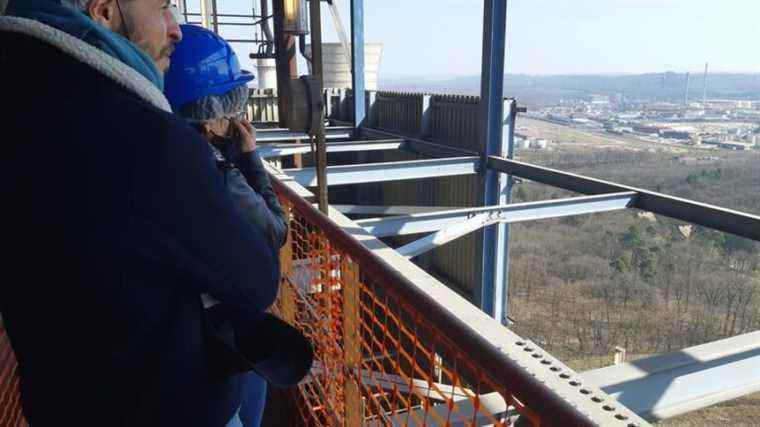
[327,0,352,70]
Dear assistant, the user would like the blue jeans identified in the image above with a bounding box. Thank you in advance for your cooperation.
[239,372,267,427]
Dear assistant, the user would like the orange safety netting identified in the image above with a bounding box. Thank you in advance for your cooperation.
[0,324,27,427]
[0,190,546,427]
[270,194,542,427]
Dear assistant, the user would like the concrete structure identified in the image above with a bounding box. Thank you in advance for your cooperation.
[584,332,760,422]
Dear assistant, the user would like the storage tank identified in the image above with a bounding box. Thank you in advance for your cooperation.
[255,58,278,89]
[305,43,383,90]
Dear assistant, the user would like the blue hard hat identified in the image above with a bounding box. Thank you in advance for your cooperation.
[165,24,255,111]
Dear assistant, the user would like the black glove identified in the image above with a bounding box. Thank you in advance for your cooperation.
[203,305,313,388]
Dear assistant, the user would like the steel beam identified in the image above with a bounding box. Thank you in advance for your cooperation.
[257,139,404,158]
[350,0,366,130]
[357,192,636,238]
[308,0,329,212]
[582,331,760,421]
[284,157,480,187]
[339,88,347,120]
[361,127,480,158]
[269,0,297,128]
[478,0,509,322]
[487,156,760,241]
[271,174,650,426]
[333,205,459,216]
[327,2,351,67]
[372,391,512,427]
[396,216,499,259]
[256,126,354,142]
[367,91,378,127]
[490,99,516,326]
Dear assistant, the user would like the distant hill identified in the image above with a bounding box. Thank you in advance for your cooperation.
[380,72,760,106]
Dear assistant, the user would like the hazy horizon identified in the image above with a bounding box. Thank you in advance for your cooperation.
[204,0,760,78]
[381,70,760,79]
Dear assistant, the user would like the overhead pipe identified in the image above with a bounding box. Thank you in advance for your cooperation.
[309,0,329,213]
[327,0,352,68]
[269,0,298,128]
[259,0,274,55]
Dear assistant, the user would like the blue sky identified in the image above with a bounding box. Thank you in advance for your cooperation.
[208,0,760,77]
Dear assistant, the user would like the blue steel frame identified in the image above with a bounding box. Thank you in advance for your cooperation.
[273,0,760,327]
[283,156,480,187]
[350,0,366,131]
[247,4,760,422]
[479,0,511,324]
[257,139,404,158]
[357,192,636,238]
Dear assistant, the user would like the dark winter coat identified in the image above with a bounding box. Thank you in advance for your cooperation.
[210,145,288,250]
[0,15,281,427]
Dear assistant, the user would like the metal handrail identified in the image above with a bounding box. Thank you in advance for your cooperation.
[271,177,596,426]
[487,155,760,241]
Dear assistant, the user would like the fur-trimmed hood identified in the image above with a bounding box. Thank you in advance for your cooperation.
[0,15,171,112]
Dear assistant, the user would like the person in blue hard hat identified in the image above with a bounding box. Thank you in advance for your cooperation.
[166,24,288,253]
[1,0,288,426]
[165,24,295,427]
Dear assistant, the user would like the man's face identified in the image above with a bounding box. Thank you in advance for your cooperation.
[117,0,182,73]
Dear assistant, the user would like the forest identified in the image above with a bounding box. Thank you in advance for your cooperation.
[508,150,760,366]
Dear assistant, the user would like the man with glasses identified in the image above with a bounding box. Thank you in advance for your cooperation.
[0,0,282,425]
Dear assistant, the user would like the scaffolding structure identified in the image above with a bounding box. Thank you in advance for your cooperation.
[2,1,760,426]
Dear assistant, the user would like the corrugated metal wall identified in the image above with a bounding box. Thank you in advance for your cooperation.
[328,90,486,301]
[375,91,423,135]
[247,89,279,123]
[426,94,484,300]
[430,94,483,151]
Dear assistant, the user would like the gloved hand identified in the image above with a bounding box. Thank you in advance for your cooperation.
[235,313,314,388]
[204,304,314,388]
[230,118,256,154]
